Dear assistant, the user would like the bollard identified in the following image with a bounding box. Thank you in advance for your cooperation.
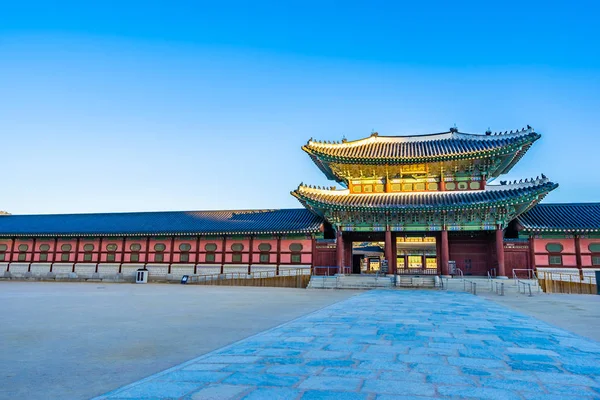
[473,282,477,295]
[501,282,504,296]
[528,283,532,297]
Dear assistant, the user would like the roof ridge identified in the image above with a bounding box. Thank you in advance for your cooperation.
[306,126,536,147]
[4,208,309,218]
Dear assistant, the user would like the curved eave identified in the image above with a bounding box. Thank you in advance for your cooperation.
[493,140,539,177]
[303,132,541,168]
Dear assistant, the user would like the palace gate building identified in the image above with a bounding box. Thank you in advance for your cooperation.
[1,126,600,280]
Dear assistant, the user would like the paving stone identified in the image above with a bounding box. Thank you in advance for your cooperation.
[447,356,507,369]
[357,360,408,372]
[219,363,266,373]
[321,367,379,378]
[521,394,597,400]
[223,372,301,387]
[265,365,321,375]
[437,386,523,400]
[362,379,435,396]
[542,383,599,397]
[351,351,396,361]
[535,371,597,386]
[507,361,563,372]
[257,348,303,357]
[506,347,559,356]
[262,357,304,365]
[427,373,476,386]
[306,359,356,367]
[301,391,368,400]
[299,376,363,391]
[110,381,201,399]
[479,377,541,391]
[460,367,493,376]
[396,354,446,365]
[378,371,426,382]
[304,350,350,359]
[324,343,366,352]
[508,353,555,362]
[243,387,301,400]
[190,384,251,400]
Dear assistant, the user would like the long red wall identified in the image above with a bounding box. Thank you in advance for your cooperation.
[0,236,313,266]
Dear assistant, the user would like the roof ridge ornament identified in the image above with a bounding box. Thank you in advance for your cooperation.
[449,124,458,133]
[485,128,492,136]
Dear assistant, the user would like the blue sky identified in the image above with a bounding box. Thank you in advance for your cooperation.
[1,1,599,214]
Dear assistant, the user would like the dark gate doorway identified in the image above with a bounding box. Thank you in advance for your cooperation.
[352,254,362,274]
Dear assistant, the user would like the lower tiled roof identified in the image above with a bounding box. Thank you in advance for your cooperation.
[292,178,557,211]
[0,209,323,237]
[517,203,600,233]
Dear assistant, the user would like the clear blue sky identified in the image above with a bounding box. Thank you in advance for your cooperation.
[1,1,599,214]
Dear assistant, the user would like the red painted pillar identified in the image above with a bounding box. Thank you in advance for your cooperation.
[336,229,344,275]
[310,236,316,275]
[441,229,449,275]
[575,235,583,279]
[385,229,393,274]
[528,236,536,271]
[391,233,397,274]
[496,228,506,277]
[248,236,253,274]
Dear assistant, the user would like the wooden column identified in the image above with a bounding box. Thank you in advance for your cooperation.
[528,235,536,271]
[9,237,16,263]
[248,236,253,274]
[575,235,583,279]
[391,232,397,274]
[144,237,151,264]
[336,229,344,275]
[96,237,103,273]
[168,236,175,274]
[73,238,80,272]
[496,228,506,277]
[221,236,226,274]
[29,238,36,271]
[276,236,281,276]
[575,235,582,268]
[311,236,316,275]
[441,229,449,275]
[385,229,393,274]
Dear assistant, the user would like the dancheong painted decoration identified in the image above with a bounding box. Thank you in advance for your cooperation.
[1,125,599,281]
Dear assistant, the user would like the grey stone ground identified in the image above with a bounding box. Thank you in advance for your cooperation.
[97,290,600,400]
[0,282,357,400]
[480,290,600,342]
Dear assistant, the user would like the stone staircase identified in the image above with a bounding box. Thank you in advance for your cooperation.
[307,274,438,290]
[396,275,437,288]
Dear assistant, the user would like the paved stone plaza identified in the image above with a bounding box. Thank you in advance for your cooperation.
[97,290,600,400]
[0,282,356,400]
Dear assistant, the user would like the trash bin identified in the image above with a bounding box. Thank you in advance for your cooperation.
[136,268,148,284]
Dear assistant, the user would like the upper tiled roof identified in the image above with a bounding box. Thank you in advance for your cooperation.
[0,209,323,237]
[293,177,557,212]
[304,127,539,164]
[518,203,600,233]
